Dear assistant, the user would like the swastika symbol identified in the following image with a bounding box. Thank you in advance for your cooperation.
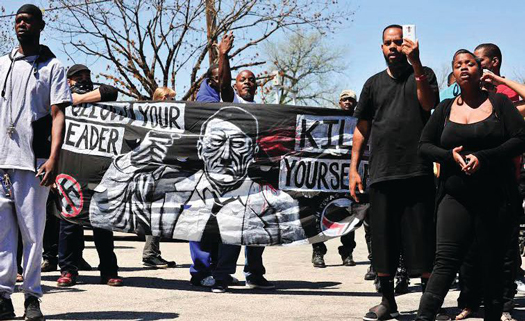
[56,174,84,218]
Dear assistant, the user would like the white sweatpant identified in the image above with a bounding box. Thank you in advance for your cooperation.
[0,167,49,299]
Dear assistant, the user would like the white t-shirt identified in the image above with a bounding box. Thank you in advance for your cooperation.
[0,48,71,171]
[231,91,255,104]
[219,86,255,104]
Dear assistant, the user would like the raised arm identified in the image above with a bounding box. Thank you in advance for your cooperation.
[402,39,439,112]
[218,32,235,102]
[72,84,119,105]
[482,73,525,116]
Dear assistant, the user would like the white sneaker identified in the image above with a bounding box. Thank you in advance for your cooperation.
[500,312,516,321]
[515,279,525,293]
[200,276,215,287]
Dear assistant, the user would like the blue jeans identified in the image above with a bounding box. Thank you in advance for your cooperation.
[189,242,266,282]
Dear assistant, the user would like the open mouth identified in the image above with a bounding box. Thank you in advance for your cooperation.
[460,72,470,79]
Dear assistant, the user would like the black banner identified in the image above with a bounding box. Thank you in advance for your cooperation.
[56,101,369,246]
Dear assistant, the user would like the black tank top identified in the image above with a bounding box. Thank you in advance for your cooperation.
[440,111,504,198]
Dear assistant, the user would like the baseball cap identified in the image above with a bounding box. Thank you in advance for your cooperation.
[16,4,43,22]
[340,89,356,101]
[67,64,91,78]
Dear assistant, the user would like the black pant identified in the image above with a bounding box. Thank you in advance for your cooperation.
[369,177,435,276]
[312,231,356,255]
[58,220,118,277]
[417,194,513,321]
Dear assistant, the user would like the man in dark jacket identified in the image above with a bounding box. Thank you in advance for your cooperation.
[56,64,123,289]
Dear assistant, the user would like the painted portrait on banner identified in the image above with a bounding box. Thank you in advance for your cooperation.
[89,107,305,245]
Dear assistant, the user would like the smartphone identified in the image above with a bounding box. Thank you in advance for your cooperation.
[402,24,416,42]
[481,69,495,91]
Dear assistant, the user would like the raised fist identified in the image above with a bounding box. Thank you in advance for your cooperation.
[130,131,178,168]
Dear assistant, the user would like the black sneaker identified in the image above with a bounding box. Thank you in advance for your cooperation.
[246,277,275,290]
[23,296,44,321]
[364,265,377,281]
[211,280,228,293]
[342,253,356,266]
[312,251,326,268]
[78,258,92,271]
[0,297,15,320]
[143,256,176,268]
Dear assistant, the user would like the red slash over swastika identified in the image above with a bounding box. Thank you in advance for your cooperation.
[56,174,84,218]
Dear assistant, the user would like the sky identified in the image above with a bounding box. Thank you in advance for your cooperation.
[336,0,525,96]
[3,0,525,102]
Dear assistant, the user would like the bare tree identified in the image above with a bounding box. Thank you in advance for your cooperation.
[45,0,350,100]
[513,69,525,84]
[258,30,345,107]
[435,62,451,91]
[0,6,15,55]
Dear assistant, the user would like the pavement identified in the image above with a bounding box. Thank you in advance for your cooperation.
[9,227,525,321]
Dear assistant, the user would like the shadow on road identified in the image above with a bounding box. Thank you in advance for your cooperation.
[75,275,382,297]
[45,311,179,320]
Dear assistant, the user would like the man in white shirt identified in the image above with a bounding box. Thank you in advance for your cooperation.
[0,4,70,321]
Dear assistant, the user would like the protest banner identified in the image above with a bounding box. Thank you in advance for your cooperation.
[56,101,369,246]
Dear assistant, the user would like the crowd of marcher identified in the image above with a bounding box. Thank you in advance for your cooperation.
[1,4,525,321]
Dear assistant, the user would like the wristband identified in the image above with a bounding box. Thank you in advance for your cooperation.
[415,74,427,82]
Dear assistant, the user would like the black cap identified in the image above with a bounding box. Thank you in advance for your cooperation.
[67,64,91,78]
[16,4,43,21]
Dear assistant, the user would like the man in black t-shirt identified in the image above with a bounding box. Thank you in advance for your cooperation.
[349,25,439,321]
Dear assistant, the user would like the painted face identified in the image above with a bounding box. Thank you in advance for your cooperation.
[453,53,481,86]
[198,118,256,187]
[234,70,257,101]
[15,13,42,44]
[381,27,404,65]
[339,97,356,114]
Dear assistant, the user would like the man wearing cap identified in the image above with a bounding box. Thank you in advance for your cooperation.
[55,64,124,289]
[0,4,71,320]
[310,90,359,268]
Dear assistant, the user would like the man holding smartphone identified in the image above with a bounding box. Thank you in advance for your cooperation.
[349,24,439,321]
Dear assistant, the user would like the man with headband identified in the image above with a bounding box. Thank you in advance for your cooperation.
[0,4,71,321]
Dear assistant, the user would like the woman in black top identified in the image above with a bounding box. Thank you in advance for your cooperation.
[415,50,525,321]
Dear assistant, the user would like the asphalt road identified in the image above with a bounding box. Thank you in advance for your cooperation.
[9,228,525,320]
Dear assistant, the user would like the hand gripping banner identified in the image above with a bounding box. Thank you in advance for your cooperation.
[56,101,370,246]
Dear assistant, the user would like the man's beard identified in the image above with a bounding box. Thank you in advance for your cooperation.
[17,33,37,46]
[383,53,408,68]
[239,91,254,102]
